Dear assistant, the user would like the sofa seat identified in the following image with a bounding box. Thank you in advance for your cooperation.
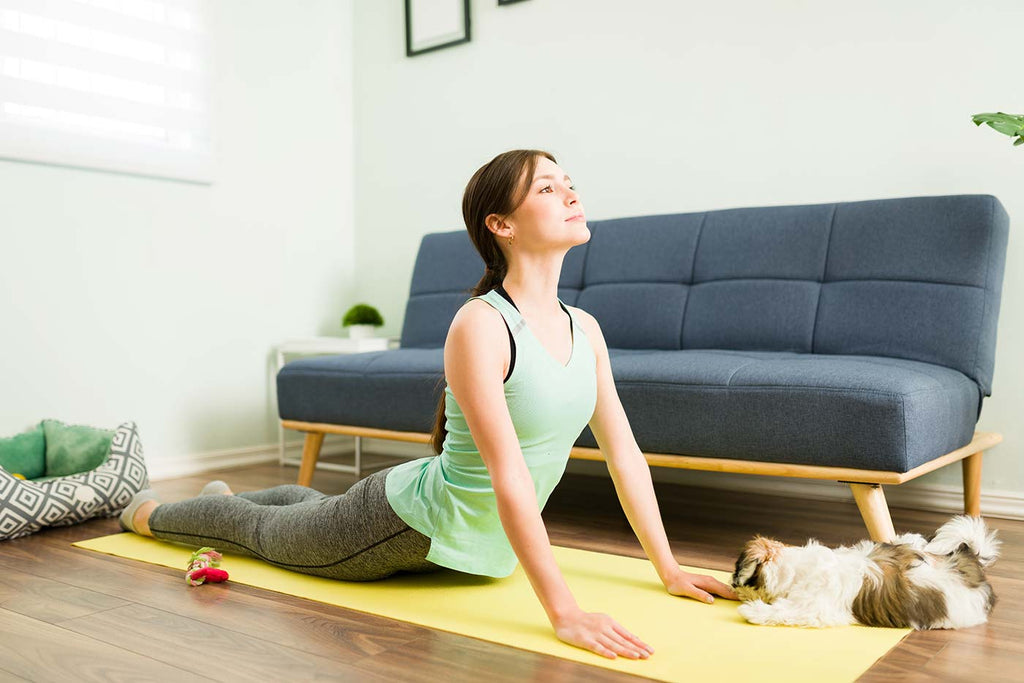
[277,348,978,474]
[587,349,979,473]
[277,349,443,434]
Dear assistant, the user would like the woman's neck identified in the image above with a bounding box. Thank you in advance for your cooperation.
[501,260,564,318]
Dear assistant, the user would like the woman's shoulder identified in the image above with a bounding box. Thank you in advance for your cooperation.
[445,296,511,386]
[459,293,504,320]
[448,295,507,342]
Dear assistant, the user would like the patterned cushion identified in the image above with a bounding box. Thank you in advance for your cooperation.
[0,421,150,541]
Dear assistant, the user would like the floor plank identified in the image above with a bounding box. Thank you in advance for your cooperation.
[0,565,129,623]
[59,602,391,682]
[0,607,192,682]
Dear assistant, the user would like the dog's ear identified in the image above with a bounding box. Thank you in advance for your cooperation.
[732,547,758,590]
[733,549,747,576]
[738,554,761,588]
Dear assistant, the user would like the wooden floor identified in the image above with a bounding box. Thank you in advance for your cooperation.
[1,451,1021,682]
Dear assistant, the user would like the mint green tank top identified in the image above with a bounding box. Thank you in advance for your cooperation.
[385,286,598,578]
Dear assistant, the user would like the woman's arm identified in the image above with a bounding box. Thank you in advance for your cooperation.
[445,303,653,659]
[491,455,579,622]
[575,308,737,602]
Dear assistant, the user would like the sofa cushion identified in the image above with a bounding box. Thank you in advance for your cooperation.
[277,349,978,474]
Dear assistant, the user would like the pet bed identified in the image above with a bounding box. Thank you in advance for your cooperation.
[0,421,150,541]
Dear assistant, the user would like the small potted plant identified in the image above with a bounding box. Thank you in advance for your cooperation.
[342,303,384,339]
[972,112,1024,146]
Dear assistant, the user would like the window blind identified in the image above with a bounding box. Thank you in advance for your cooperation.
[0,0,211,182]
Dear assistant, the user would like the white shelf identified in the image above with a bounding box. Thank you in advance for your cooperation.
[272,334,402,476]
[276,336,398,355]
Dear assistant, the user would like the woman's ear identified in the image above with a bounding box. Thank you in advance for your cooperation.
[485,213,511,238]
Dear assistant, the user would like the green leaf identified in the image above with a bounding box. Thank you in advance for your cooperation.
[989,121,1023,135]
[971,112,1024,140]
[973,112,1024,126]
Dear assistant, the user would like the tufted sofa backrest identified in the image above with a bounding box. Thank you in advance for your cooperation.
[400,194,1009,396]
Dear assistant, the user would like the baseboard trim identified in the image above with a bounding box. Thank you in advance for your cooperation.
[147,438,350,481]
[148,436,1024,521]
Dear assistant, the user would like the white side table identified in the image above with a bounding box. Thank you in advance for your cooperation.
[273,336,401,477]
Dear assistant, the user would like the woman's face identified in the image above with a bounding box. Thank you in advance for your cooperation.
[499,156,589,252]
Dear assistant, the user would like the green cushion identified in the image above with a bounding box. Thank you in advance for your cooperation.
[0,423,46,480]
[42,419,115,478]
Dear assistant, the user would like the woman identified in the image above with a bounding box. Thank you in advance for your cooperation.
[121,149,737,661]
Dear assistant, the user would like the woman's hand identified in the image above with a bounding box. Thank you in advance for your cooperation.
[552,608,654,660]
[663,568,738,603]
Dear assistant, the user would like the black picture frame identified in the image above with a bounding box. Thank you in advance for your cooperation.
[405,0,471,57]
[498,0,530,4]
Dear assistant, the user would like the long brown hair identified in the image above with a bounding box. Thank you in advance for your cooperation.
[428,149,557,454]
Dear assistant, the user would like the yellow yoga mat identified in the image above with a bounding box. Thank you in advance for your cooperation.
[73,533,909,682]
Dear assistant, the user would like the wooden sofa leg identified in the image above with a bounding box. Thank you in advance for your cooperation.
[297,432,325,487]
[849,483,896,542]
[963,451,983,517]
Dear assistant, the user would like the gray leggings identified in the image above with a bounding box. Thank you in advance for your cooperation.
[147,466,443,581]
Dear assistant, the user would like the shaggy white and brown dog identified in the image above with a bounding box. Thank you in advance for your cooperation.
[731,515,1000,629]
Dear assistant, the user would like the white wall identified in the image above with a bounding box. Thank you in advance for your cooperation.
[353,1,1024,499]
[0,0,355,478]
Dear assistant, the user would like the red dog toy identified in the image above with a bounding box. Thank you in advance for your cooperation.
[186,547,229,586]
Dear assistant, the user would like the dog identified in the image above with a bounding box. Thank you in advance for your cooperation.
[731,515,1000,629]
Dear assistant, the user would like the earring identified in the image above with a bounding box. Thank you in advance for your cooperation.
[507,233,514,247]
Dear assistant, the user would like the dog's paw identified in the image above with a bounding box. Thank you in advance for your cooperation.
[738,599,774,625]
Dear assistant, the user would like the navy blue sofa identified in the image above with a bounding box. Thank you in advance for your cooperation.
[278,194,1009,540]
